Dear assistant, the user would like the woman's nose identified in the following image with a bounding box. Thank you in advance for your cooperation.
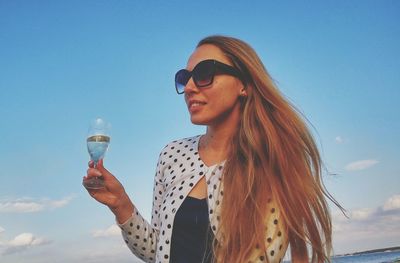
[183,78,200,94]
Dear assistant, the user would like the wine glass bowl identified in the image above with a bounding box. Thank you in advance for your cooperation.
[83,118,111,189]
[87,134,110,163]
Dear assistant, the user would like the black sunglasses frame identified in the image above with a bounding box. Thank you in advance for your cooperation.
[175,59,244,94]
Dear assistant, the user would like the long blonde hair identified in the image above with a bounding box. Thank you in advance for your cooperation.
[198,35,342,263]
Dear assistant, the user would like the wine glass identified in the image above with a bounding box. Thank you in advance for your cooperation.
[83,118,111,189]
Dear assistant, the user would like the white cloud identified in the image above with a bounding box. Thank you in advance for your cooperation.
[0,232,50,255]
[92,225,121,238]
[332,194,400,254]
[0,226,4,234]
[383,194,400,211]
[49,195,75,208]
[335,136,344,144]
[0,195,75,213]
[345,159,379,171]
[79,243,141,263]
[0,201,44,213]
[8,233,47,246]
[350,208,374,220]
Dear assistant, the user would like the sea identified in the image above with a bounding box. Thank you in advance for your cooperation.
[331,250,400,263]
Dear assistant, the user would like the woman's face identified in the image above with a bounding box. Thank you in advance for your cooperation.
[184,44,245,127]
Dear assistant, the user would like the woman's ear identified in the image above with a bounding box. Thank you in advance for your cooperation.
[240,87,247,97]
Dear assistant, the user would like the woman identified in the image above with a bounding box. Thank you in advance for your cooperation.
[84,35,341,263]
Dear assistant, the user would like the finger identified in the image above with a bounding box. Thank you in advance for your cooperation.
[96,159,115,180]
[86,167,102,178]
[86,189,110,205]
[88,160,95,168]
[88,189,104,198]
[86,189,99,200]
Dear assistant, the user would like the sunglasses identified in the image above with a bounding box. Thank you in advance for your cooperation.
[175,59,244,94]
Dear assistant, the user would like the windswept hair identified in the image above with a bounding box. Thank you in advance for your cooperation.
[198,35,343,263]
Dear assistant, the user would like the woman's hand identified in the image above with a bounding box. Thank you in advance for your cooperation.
[83,159,134,224]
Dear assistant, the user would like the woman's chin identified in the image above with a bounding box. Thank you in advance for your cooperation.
[190,115,209,126]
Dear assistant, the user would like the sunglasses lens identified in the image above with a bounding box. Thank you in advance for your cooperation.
[193,61,214,87]
[175,69,191,94]
[174,60,218,94]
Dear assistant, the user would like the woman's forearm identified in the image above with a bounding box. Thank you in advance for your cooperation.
[111,194,135,224]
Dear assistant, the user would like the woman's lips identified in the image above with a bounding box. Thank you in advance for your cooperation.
[188,100,206,112]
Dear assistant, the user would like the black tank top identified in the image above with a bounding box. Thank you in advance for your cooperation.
[170,196,214,263]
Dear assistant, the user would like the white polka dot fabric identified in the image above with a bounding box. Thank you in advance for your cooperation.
[119,135,288,263]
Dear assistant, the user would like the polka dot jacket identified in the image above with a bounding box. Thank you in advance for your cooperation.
[119,136,289,263]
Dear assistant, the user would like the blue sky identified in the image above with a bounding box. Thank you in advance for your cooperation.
[0,1,399,262]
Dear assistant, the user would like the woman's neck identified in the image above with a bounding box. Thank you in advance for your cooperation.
[199,121,238,166]
[199,101,242,165]
[204,102,241,149]
[203,127,233,151]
